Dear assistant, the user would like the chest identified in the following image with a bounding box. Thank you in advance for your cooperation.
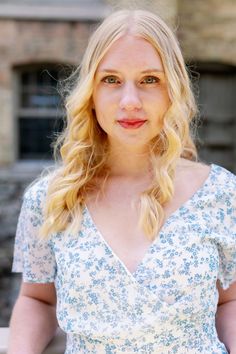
[54,205,219,293]
[83,165,211,274]
[86,197,151,273]
[84,196,196,274]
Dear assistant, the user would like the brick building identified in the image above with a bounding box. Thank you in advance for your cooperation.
[0,0,236,327]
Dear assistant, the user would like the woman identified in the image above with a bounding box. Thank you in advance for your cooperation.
[8,9,236,354]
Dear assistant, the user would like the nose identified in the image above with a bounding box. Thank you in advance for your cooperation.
[119,81,142,111]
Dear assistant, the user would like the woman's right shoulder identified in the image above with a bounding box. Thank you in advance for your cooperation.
[22,172,56,211]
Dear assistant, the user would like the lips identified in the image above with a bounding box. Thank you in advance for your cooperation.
[117,119,147,129]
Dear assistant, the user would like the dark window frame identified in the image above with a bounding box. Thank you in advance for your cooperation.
[189,62,236,173]
[14,63,71,160]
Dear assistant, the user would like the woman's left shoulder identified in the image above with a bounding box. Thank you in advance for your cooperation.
[184,159,236,185]
[177,158,212,189]
[201,162,236,206]
[179,159,236,199]
[209,162,236,193]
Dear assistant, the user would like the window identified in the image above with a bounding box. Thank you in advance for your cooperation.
[194,63,236,173]
[16,65,70,160]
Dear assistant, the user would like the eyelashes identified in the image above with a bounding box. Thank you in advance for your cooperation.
[101,75,160,85]
[141,76,160,84]
[101,75,121,84]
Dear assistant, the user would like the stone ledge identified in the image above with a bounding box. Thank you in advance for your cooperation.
[0,4,111,21]
[0,161,55,182]
[0,327,66,354]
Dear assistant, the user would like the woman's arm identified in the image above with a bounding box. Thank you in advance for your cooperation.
[8,282,58,354]
[216,280,236,354]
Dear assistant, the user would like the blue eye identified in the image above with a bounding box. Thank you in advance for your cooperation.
[102,76,120,84]
[142,76,160,84]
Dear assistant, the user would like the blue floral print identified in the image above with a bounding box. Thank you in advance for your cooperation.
[12,164,236,353]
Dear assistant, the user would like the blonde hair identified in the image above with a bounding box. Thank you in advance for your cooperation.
[40,9,198,240]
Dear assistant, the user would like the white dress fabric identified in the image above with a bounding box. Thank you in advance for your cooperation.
[12,164,236,354]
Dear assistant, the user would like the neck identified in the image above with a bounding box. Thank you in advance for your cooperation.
[107,144,151,179]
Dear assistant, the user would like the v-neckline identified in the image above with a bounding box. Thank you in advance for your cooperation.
[84,164,215,278]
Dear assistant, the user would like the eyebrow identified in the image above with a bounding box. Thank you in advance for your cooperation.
[97,68,165,74]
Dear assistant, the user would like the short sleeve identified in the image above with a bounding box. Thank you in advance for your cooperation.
[216,167,236,290]
[12,177,57,283]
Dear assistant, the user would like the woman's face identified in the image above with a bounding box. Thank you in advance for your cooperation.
[92,35,170,152]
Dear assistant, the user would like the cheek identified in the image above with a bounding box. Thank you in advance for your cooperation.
[92,103,110,133]
[155,94,171,121]
[93,91,112,114]
[156,88,170,105]
[93,97,116,123]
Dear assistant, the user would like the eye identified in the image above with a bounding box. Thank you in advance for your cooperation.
[141,76,160,84]
[102,75,121,84]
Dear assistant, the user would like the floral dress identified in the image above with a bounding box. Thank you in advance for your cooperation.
[12,164,236,354]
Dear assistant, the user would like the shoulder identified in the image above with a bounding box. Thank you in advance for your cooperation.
[178,158,236,188]
[187,162,236,223]
[175,159,211,194]
[176,159,236,204]
[210,163,236,189]
[210,164,236,209]
[176,158,210,179]
[22,173,54,215]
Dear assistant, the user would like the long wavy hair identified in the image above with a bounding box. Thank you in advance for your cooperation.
[40,9,198,240]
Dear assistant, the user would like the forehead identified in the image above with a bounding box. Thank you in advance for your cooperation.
[97,35,164,72]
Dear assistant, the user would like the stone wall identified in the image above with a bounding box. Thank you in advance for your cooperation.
[178,0,236,64]
[0,18,96,165]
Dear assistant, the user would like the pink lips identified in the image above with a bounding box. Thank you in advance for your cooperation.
[117,119,147,129]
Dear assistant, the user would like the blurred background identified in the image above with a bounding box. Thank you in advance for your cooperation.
[0,0,236,327]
